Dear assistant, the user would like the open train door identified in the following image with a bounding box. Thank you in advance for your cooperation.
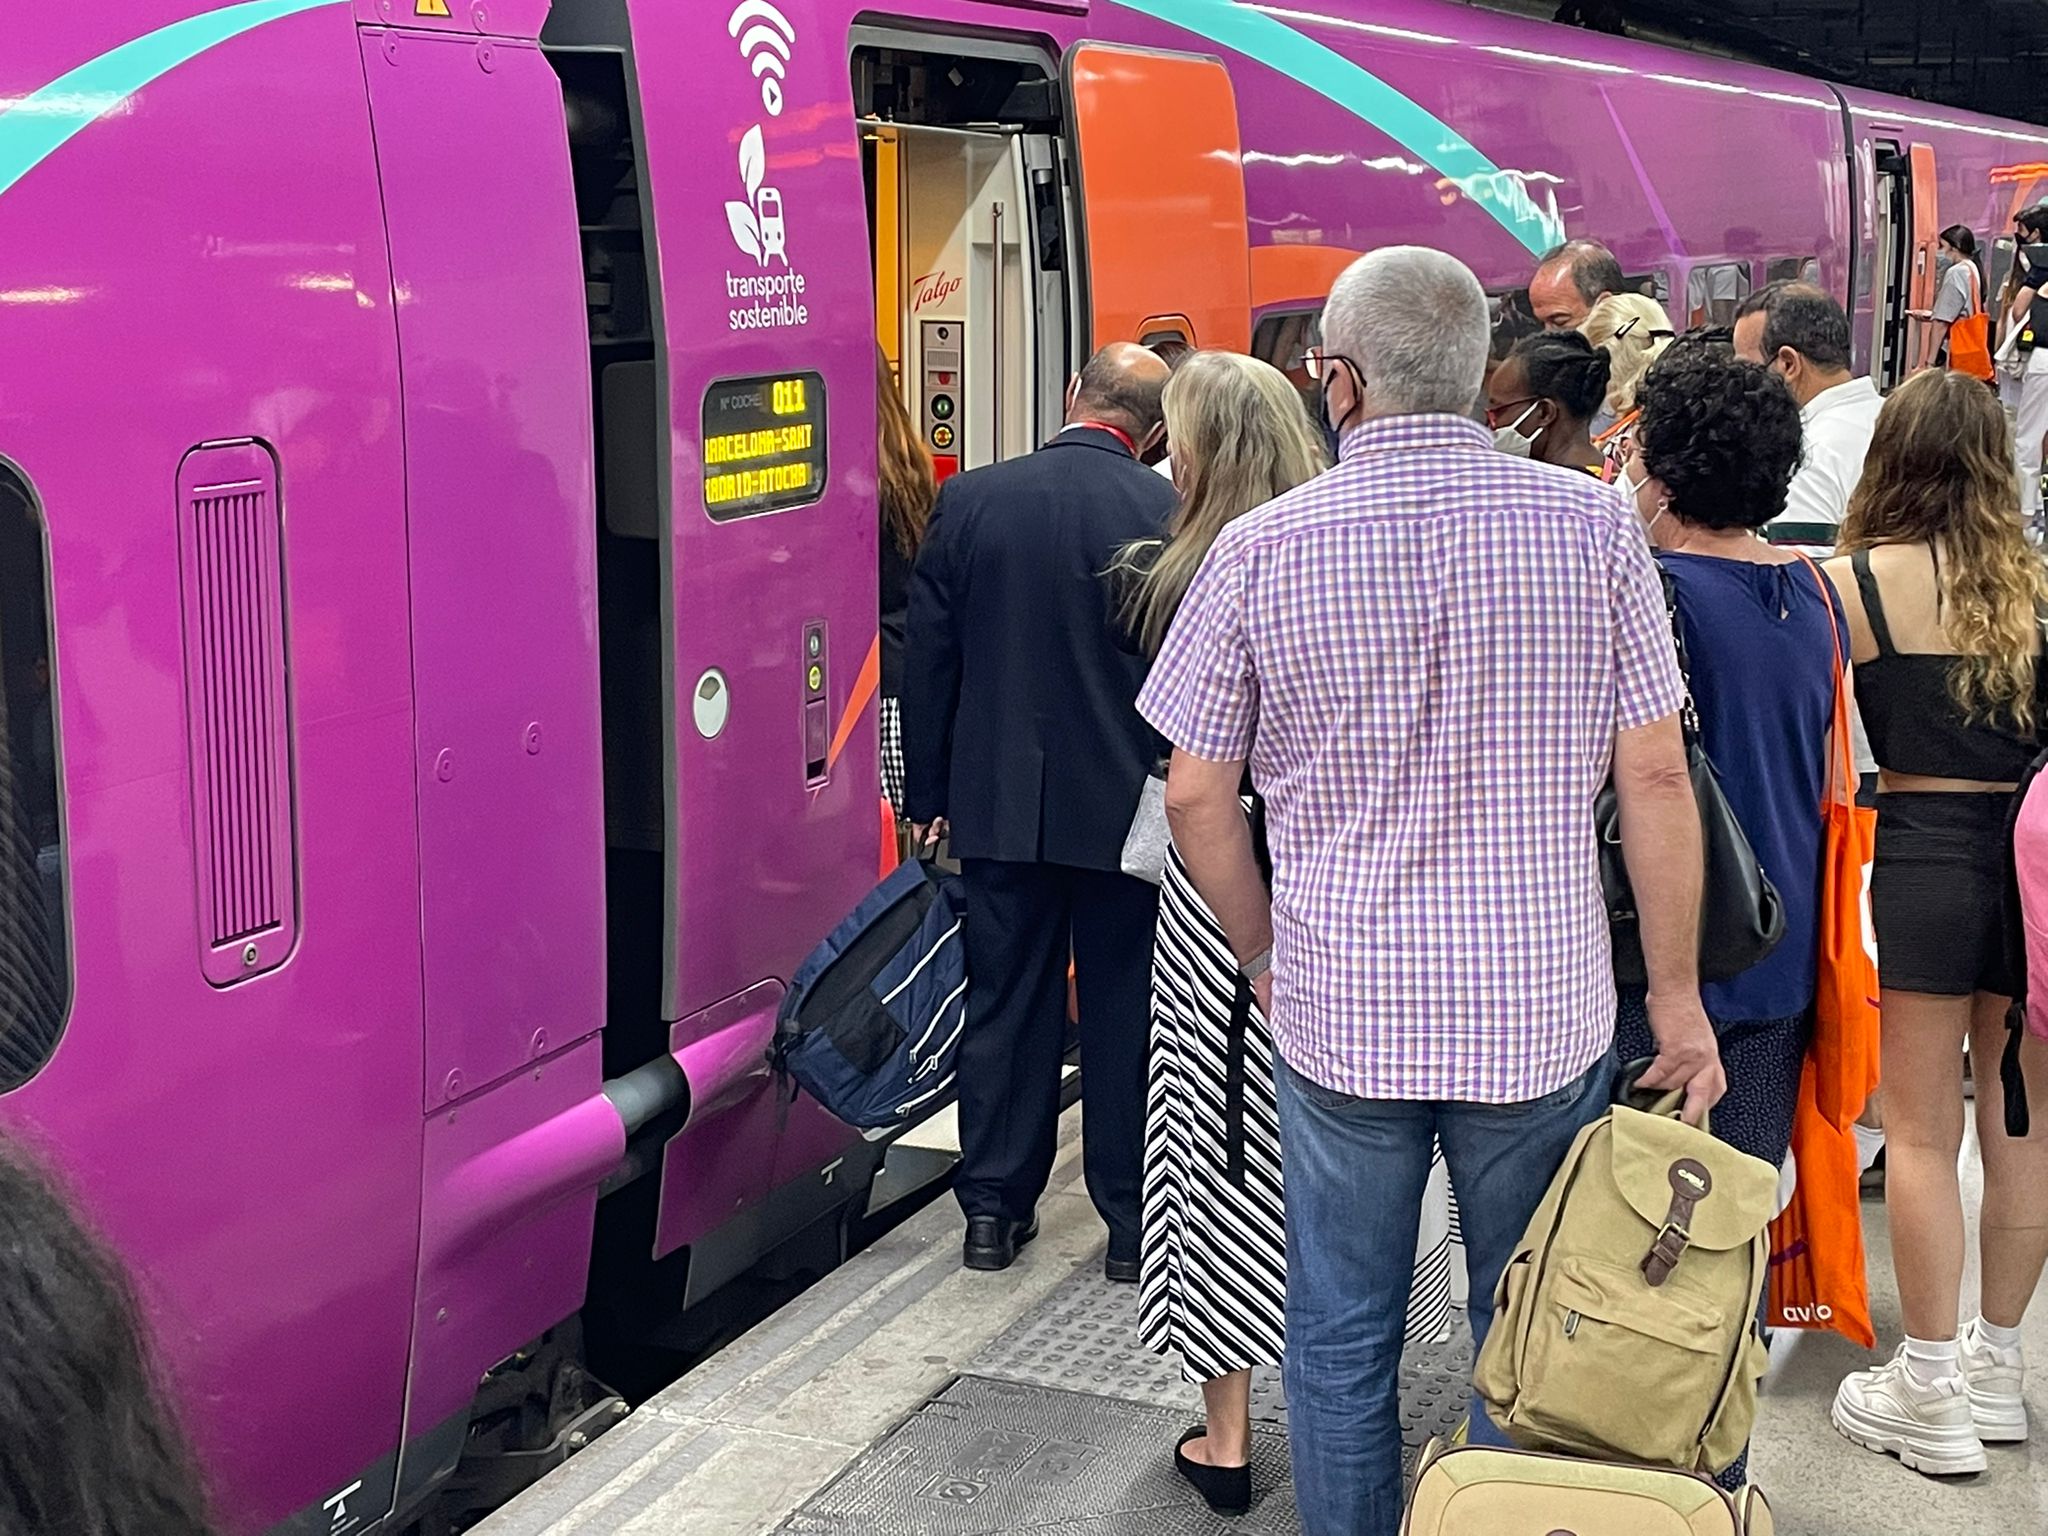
[1065,45,1252,353]
[1908,143,1941,317]
[1875,138,1942,387]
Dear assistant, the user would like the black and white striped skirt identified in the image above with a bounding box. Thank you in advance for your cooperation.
[1138,844,1462,1384]
[880,695,906,818]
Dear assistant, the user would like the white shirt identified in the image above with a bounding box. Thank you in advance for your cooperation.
[1782,376,1884,527]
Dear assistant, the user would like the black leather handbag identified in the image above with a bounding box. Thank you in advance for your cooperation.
[1597,567,1785,987]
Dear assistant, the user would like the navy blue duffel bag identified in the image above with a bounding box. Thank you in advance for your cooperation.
[776,859,967,1129]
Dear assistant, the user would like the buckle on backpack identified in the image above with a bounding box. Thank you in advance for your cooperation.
[1641,1222,1691,1287]
[1641,1158,1713,1288]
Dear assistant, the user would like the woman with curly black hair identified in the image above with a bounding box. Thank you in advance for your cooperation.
[0,1140,216,1535]
[1485,329,1611,473]
[1615,342,1846,1482]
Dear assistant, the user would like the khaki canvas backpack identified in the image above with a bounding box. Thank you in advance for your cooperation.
[1471,1086,1779,1473]
[1402,1441,1775,1536]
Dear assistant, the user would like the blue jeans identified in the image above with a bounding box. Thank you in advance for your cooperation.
[1276,1049,1616,1536]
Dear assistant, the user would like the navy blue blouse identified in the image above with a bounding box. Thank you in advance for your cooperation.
[1662,552,1846,1023]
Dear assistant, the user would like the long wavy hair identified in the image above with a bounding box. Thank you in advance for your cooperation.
[1114,351,1327,656]
[1838,368,2045,729]
[0,1140,215,1536]
[875,347,936,561]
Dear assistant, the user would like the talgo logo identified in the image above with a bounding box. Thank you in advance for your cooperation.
[725,125,788,267]
[729,1,795,117]
[911,271,961,312]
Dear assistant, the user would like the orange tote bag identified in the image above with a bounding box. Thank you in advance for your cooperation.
[1950,265,1997,383]
[1769,1060,1877,1346]
[1800,557,1882,1130]
[1768,558,1881,1345]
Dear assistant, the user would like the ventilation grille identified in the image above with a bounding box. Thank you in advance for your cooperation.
[177,444,296,983]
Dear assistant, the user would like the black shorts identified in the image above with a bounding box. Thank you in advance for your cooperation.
[1871,791,2014,997]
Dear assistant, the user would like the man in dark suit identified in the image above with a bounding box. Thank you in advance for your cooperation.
[903,343,1177,1277]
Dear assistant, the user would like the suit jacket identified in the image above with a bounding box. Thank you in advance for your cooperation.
[902,427,1177,869]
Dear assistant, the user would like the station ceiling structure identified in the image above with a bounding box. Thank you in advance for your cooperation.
[1528,0,2045,121]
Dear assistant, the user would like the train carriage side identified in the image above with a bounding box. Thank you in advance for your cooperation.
[0,3,428,1532]
[1091,0,1853,359]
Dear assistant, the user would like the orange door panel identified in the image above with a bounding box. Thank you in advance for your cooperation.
[1909,142,1940,315]
[1066,45,1252,353]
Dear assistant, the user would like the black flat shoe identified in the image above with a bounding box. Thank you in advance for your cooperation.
[1174,1427,1251,1516]
[964,1214,1039,1272]
[1104,1253,1141,1284]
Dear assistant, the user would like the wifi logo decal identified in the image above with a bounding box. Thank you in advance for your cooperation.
[730,0,795,118]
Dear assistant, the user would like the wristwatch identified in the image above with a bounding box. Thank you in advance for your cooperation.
[1241,947,1272,981]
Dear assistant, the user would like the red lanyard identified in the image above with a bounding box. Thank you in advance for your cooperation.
[1069,421,1138,455]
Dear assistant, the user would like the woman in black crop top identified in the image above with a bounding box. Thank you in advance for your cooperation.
[1822,369,2048,1473]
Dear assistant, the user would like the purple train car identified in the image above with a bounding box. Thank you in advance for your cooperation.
[3,1,2045,1530]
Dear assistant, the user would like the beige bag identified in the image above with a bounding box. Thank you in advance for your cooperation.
[1403,1441,1774,1536]
[1471,1083,1779,1473]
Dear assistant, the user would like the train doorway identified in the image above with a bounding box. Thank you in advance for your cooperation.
[854,33,1255,474]
[868,121,1068,473]
[1872,139,1940,390]
[856,38,1076,475]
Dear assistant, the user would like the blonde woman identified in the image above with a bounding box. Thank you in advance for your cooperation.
[1581,290,1676,480]
[1822,370,2048,1474]
[1115,351,1319,1515]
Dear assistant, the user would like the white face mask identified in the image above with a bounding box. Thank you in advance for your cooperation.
[1620,465,1667,539]
[1493,401,1542,458]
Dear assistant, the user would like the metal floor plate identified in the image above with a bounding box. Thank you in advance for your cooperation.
[777,1264,1481,1533]
[778,1375,1299,1535]
[967,1251,1474,1445]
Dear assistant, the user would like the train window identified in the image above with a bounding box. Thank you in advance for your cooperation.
[0,463,67,1092]
[1765,256,1819,285]
[1252,309,1322,414]
[1687,263,1752,328]
[1488,291,1540,373]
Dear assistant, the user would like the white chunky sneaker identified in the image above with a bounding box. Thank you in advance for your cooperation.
[1960,1320,2029,1444]
[1831,1347,1988,1476]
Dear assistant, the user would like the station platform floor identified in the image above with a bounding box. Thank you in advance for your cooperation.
[475,1106,2048,1536]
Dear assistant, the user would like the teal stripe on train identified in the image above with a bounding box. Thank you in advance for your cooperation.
[0,0,343,201]
[1110,0,1567,255]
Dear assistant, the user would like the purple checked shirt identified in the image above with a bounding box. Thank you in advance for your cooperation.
[1138,415,1684,1103]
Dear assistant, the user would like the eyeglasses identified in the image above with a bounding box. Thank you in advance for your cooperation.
[1300,348,1365,385]
[1485,396,1540,428]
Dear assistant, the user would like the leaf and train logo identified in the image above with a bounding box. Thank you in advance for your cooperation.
[725,125,788,268]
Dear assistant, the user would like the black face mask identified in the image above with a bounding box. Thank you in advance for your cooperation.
[1320,359,1365,438]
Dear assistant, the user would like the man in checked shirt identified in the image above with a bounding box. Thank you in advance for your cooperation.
[1138,247,1724,1536]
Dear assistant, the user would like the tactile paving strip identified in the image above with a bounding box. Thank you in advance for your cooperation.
[778,1375,1300,1535]
[967,1253,1474,1447]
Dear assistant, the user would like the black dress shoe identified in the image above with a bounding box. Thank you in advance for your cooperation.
[1104,1250,1141,1284]
[964,1216,1015,1271]
[1174,1426,1251,1516]
[964,1214,1038,1272]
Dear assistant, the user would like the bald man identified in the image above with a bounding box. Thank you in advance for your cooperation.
[1529,239,1625,331]
[903,343,1176,1277]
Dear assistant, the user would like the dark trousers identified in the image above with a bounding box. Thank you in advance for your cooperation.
[955,858,1159,1254]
